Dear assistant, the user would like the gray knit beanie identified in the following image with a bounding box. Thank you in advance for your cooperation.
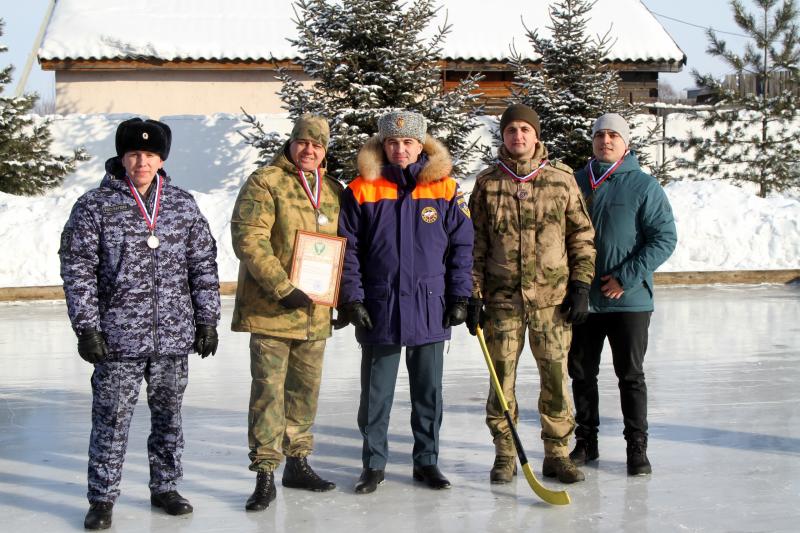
[378,111,427,143]
[591,113,630,147]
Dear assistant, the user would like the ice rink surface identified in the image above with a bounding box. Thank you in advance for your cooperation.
[1,285,799,532]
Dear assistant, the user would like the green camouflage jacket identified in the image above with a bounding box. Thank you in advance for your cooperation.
[469,143,595,310]
[230,144,342,340]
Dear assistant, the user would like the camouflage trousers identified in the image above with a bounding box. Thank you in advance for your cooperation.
[88,355,188,503]
[248,334,326,472]
[483,306,575,458]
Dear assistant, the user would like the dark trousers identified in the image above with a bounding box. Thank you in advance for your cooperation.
[358,342,444,470]
[568,312,651,440]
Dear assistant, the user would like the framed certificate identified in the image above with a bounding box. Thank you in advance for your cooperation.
[289,230,347,307]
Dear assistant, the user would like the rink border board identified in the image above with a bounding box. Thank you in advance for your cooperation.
[1,271,798,302]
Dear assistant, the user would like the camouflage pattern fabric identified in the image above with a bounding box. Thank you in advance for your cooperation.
[290,114,330,148]
[230,144,342,341]
[483,306,575,458]
[59,158,221,358]
[247,334,326,472]
[469,143,595,310]
[88,355,188,502]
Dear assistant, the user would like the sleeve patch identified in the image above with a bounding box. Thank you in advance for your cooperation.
[457,195,471,218]
[59,230,73,254]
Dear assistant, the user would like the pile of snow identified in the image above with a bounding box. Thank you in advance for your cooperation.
[0,113,798,288]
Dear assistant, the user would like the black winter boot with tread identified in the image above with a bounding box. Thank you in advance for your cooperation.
[246,471,277,511]
[626,435,652,476]
[569,438,599,466]
[84,501,113,530]
[282,456,336,492]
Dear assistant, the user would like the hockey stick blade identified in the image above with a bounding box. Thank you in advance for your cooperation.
[477,327,571,506]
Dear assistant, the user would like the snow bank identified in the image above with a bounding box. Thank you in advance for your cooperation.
[0,113,798,288]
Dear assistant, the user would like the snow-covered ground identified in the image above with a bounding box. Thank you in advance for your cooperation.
[1,285,799,532]
[0,113,798,287]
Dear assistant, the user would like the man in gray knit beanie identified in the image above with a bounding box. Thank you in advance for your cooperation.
[590,113,631,152]
[569,112,677,478]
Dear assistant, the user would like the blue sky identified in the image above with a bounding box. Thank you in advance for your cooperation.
[0,0,761,100]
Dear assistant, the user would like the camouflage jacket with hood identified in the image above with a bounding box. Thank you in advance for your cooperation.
[230,144,342,341]
[469,143,595,310]
[59,157,221,359]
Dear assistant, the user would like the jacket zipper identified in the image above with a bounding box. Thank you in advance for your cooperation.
[151,246,159,355]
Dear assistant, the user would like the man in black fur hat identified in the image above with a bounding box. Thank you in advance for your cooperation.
[59,117,221,530]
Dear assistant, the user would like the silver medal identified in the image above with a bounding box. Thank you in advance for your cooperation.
[147,234,160,249]
[318,213,329,225]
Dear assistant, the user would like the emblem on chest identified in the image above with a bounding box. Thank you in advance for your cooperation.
[421,206,439,224]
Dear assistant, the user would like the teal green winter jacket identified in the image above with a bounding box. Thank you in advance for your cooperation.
[574,153,677,313]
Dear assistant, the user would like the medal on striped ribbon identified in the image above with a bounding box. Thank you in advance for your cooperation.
[498,159,549,199]
[297,168,328,224]
[125,174,163,249]
[587,151,628,190]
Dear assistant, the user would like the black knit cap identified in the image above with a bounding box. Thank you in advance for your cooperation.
[115,118,172,160]
[499,103,541,138]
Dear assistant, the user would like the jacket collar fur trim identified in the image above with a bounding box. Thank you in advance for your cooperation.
[356,134,453,184]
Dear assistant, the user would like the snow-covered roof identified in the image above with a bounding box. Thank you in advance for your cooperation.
[39,0,685,65]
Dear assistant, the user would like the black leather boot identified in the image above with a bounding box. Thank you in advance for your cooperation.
[626,434,652,476]
[354,468,384,494]
[569,437,599,466]
[412,464,451,489]
[150,490,193,515]
[84,501,113,530]
[246,471,277,511]
[282,456,336,491]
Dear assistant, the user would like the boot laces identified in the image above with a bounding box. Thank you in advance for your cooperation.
[629,440,647,457]
[255,472,274,496]
[296,457,323,481]
[493,456,515,468]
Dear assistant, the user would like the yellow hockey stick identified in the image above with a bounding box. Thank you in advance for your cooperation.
[477,326,571,505]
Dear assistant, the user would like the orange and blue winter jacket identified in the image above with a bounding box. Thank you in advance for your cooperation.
[338,135,473,346]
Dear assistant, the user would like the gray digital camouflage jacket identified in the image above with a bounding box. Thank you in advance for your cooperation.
[59,157,221,359]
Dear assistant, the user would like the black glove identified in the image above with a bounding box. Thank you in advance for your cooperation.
[560,280,591,325]
[465,297,486,336]
[443,297,468,328]
[194,324,218,358]
[331,306,350,330]
[77,329,108,364]
[279,288,313,309]
[339,301,373,330]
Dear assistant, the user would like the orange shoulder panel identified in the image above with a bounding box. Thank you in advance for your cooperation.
[348,177,399,205]
[412,177,457,200]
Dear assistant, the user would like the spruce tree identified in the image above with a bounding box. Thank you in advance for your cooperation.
[683,0,800,197]
[240,0,484,181]
[508,0,630,170]
[0,20,87,196]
